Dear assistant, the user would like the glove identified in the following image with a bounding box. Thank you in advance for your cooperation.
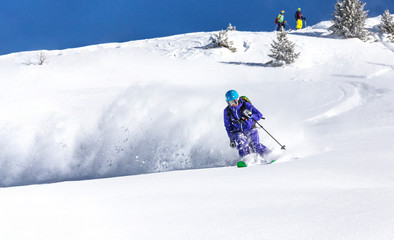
[302,17,306,20]
[230,140,237,148]
[243,109,253,119]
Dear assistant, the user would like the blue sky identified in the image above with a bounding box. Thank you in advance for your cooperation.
[1,0,393,55]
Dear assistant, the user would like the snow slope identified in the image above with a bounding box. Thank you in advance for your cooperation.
[1,19,394,239]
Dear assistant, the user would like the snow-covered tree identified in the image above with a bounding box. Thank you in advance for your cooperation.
[268,30,300,66]
[207,30,237,52]
[379,10,394,41]
[23,51,48,66]
[38,51,47,65]
[329,0,370,41]
[227,23,236,31]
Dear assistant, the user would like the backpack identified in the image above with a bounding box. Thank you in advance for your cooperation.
[240,96,252,104]
[275,17,278,24]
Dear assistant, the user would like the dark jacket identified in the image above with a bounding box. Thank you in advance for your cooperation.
[295,11,304,20]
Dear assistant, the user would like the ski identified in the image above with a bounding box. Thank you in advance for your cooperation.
[237,161,247,168]
[236,159,276,168]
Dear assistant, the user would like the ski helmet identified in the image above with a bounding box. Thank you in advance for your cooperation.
[297,8,301,11]
[225,90,239,102]
[281,10,285,14]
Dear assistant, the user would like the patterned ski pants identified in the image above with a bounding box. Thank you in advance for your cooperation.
[233,128,270,158]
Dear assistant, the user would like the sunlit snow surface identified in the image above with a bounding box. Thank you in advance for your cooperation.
[1,18,394,240]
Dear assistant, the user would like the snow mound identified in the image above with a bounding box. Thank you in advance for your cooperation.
[1,17,394,187]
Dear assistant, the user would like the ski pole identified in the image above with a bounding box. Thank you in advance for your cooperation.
[252,118,286,150]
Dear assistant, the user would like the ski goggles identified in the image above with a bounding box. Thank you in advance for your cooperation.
[227,99,239,106]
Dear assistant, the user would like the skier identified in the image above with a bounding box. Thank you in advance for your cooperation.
[276,10,286,31]
[295,8,306,30]
[224,90,270,159]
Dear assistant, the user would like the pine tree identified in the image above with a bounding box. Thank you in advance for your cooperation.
[227,23,236,31]
[329,0,370,41]
[268,30,300,66]
[379,9,394,40]
[207,30,237,52]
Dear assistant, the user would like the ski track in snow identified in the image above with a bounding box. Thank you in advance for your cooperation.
[305,80,387,124]
[305,82,362,123]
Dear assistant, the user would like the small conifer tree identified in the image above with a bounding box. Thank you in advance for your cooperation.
[329,0,370,41]
[227,23,236,31]
[268,30,300,66]
[207,30,237,52]
[379,10,394,41]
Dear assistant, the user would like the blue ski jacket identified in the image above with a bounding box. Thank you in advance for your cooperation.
[224,98,263,141]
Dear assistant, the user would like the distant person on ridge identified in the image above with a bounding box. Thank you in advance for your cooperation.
[295,8,306,30]
[224,90,270,159]
[275,10,286,31]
